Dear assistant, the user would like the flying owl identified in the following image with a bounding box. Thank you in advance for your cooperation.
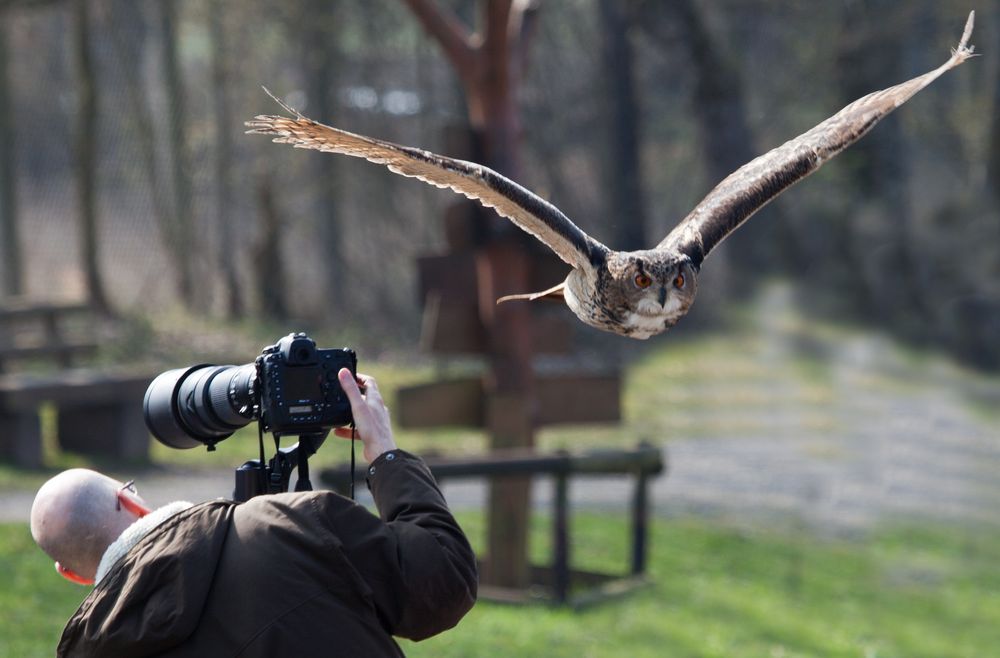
[246,12,976,339]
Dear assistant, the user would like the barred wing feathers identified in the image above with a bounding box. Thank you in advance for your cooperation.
[246,96,606,272]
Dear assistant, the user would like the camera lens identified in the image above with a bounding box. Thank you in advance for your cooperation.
[143,364,258,449]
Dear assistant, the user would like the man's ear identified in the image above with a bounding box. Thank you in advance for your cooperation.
[55,562,94,586]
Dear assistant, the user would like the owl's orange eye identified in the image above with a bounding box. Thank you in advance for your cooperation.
[634,273,653,289]
[674,273,685,289]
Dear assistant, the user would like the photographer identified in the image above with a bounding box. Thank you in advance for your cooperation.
[30,369,478,657]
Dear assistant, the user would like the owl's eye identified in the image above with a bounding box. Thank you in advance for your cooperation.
[634,273,653,289]
[673,273,686,289]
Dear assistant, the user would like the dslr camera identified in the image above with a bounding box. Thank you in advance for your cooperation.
[144,332,356,449]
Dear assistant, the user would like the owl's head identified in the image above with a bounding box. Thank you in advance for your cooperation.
[567,250,698,339]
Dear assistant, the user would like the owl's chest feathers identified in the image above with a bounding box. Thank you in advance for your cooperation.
[623,313,669,339]
[635,294,685,320]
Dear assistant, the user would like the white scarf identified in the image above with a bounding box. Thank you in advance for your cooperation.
[94,501,193,585]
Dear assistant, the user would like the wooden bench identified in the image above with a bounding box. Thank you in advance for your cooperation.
[0,299,100,373]
[320,443,665,607]
[0,370,154,468]
[0,300,154,467]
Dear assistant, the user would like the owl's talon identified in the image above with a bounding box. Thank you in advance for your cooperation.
[497,282,566,304]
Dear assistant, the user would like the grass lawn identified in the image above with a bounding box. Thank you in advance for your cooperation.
[5,513,999,658]
[5,293,1000,655]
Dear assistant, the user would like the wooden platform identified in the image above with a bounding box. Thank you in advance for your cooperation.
[320,444,666,606]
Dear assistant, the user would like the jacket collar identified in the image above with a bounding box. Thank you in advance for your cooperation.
[95,501,193,585]
[60,501,237,657]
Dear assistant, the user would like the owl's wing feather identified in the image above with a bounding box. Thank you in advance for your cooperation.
[246,93,606,272]
[659,10,977,267]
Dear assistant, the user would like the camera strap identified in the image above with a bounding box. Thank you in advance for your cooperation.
[349,422,357,500]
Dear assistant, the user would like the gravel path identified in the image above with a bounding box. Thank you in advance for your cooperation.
[437,288,1000,535]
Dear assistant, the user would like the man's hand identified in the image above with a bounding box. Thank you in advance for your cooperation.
[333,370,398,463]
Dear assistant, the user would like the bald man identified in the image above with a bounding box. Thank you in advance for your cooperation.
[31,468,156,586]
[31,369,477,657]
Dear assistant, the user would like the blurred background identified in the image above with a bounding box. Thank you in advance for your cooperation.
[1,0,997,360]
[1,1,999,656]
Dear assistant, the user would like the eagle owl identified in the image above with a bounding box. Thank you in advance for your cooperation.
[247,12,976,339]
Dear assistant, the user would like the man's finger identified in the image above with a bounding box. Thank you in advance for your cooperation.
[363,384,384,406]
[355,373,377,397]
[338,368,366,408]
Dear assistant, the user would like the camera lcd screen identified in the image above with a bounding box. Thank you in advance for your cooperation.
[283,366,323,402]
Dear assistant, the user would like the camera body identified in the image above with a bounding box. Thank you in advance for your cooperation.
[256,333,356,435]
[143,332,357,450]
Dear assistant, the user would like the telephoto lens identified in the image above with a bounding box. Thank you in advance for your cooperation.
[143,363,258,449]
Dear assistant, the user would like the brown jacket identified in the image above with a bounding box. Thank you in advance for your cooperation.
[58,451,477,657]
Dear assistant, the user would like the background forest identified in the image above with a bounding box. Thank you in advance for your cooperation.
[0,0,996,368]
[3,3,1000,656]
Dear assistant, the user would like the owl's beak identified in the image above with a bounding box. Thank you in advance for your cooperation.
[657,286,668,307]
[496,282,566,304]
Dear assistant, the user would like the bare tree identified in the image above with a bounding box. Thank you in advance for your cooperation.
[835,2,928,336]
[107,0,189,311]
[597,0,646,251]
[987,9,1000,208]
[209,0,244,317]
[402,0,539,589]
[299,0,343,311]
[253,174,289,320]
[639,0,787,275]
[158,0,197,309]
[403,0,535,177]
[0,17,22,297]
[73,0,109,312]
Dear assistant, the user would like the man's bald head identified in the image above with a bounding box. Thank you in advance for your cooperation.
[31,469,147,581]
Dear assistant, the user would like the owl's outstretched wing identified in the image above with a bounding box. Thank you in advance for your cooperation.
[246,91,607,272]
[658,11,976,268]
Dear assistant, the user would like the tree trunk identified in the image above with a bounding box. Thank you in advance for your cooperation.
[402,0,536,590]
[987,9,1000,207]
[835,2,924,336]
[0,20,21,297]
[598,0,646,251]
[158,0,196,309]
[108,0,183,311]
[649,0,784,274]
[73,0,109,313]
[300,0,342,313]
[404,0,528,180]
[253,174,289,320]
[209,0,243,317]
